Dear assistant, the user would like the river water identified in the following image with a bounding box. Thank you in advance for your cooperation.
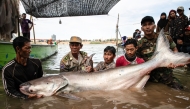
[0,44,190,109]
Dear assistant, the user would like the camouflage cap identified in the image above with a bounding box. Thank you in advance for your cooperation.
[69,36,82,44]
[177,6,184,11]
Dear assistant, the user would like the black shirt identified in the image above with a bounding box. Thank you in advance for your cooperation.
[2,58,43,99]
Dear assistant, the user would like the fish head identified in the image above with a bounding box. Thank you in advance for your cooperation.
[20,75,68,96]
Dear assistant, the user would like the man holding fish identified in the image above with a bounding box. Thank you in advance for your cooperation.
[137,16,184,90]
[2,36,43,99]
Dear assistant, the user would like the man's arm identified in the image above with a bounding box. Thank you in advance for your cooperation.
[28,20,33,30]
[156,23,160,34]
[94,62,104,72]
[2,69,28,99]
[37,60,43,77]
[164,21,169,32]
[60,60,70,72]
[166,35,178,52]
[172,47,178,53]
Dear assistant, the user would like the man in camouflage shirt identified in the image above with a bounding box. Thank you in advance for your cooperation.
[94,46,116,71]
[137,16,184,90]
[60,36,91,72]
[174,6,189,51]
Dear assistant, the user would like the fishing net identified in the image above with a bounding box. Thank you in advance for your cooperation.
[20,0,120,18]
[0,0,19,40]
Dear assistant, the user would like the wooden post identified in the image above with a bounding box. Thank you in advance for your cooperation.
[116,14,119,55]
[30,16,36,44]
[18,16,20,37]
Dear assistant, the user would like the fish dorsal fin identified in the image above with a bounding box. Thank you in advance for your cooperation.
[150,29,171,60]
[82,53,95,66]
[154,29,170,53]
[86,53,95,67]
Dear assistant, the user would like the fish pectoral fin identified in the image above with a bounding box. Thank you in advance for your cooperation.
[56,92,83,101]
[133,75,150,90]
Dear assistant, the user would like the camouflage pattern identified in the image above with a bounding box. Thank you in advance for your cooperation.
[60,51,87,72]
[95,61,115,71]
[137,33,176,61]
[149,67,183,90]
[137,33,184,90]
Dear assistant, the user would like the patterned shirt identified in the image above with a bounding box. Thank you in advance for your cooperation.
[137,33,176,61]
[95,61,115,71]
[60,51,87,72]
[174,15,188,39]
[165,18,177,38]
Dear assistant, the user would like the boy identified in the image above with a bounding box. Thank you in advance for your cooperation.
[94,46,116,71]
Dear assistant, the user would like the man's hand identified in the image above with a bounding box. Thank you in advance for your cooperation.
[167,63,185,69]
[177,39,183,45]
[28,94,43,99]
[85,66,93,73]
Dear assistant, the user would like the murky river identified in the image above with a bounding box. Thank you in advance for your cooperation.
[0,44,190,109]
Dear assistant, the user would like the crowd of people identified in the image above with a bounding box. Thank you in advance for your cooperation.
[2,6,190,99]
[133,6,190,53]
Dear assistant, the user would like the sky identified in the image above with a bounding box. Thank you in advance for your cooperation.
[19,0,190,40]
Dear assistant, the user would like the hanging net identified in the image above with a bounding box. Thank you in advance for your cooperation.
[20,0,120,18]
[0,0,19,39]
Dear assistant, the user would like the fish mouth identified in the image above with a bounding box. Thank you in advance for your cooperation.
[53,83,68,95]
[20,86,31,95]
[53,77,69,95]
[19,82,32,95]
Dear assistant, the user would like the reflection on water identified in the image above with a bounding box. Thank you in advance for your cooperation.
[0,44,190,109]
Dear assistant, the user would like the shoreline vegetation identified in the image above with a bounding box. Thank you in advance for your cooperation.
[0,39,120,45]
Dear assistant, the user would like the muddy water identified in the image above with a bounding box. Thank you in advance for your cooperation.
[0,44,190,109]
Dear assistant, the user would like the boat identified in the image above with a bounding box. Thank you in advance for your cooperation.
[0,42,58,69]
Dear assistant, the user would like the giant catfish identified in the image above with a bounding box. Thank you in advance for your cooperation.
[20,30,190,98]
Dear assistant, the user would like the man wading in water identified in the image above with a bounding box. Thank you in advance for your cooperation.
[137,16,184,90]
